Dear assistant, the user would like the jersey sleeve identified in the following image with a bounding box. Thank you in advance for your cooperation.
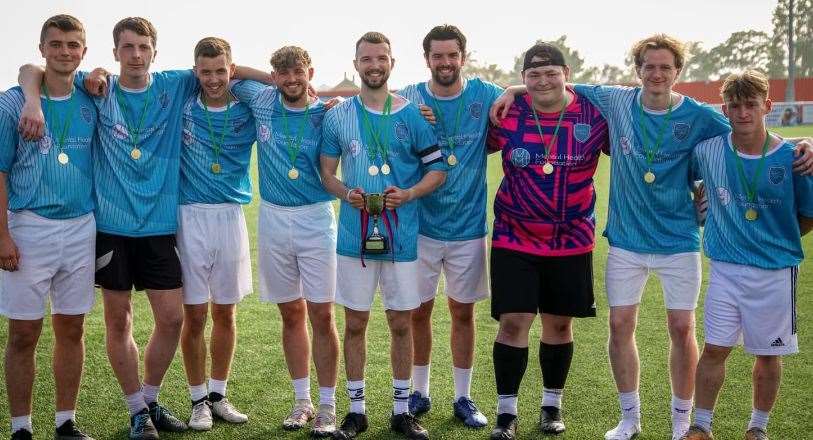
[794,173,813,218]
[699,104,731,141]
[0,111,18,173]
[483,80,505,108]
[573,83,612,115]
[319,108,342,158]
[161,69,199,101]
[230,80,273,108]
[409,106,445,173]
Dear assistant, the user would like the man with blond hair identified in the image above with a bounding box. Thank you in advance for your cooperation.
[681,70,813,440]
[178,36,253,431]
[229,45,341,437]
[1,14,96,440]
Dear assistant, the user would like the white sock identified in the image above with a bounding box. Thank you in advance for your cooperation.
[125,391,148,415]
[189,383,208,402]
[541,388,564,409]
[319,386,336,407]
[748,408,770,431]
[411,364,430,397]
[292,377,311,401]
[694,407,714,432]
[11,415,32,433]
[453,367,472,400]
[393,378,410,415]
[208,378,227,397]
[142,383,160,405]
[347,380,366,414]
[497,395,518,416]
[672,396,692,430]
[619,391,641,424]
[55,410,75,428]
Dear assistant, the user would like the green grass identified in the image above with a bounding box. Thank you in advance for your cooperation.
[1,126,812,439]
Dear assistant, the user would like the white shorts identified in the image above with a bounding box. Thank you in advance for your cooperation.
[336,255,421,312]
[177,204,252,305]
[0,211,95,320]
[605,246,701,310]
[704,260,798,356]
[416,235,489,304]
[258,200,337,304]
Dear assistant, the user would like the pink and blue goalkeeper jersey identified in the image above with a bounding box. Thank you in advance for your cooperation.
[487,88,609,257]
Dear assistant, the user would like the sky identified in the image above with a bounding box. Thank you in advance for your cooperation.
[0,0,781,90]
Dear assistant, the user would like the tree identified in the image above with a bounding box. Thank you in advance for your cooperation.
[708,30,774,78]
[770,0,813,78]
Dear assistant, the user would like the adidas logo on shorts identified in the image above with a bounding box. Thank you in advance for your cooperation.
[771,337,785,347]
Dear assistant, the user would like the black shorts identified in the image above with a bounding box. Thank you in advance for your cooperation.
[95,232,183,292]
[490,247,596,320]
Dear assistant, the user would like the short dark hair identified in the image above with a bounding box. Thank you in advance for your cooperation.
[113,17,157,48]
[270,46,312,70]
[194,37,232,62]
[355,31,390,53]
[40,14,85,45]
[422,24,466,55]
[721,69,770,103]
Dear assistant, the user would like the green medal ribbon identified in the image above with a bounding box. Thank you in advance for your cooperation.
[636,92,673,170]
[115,81,153,151]
[429,88,465,155]
[280,99,311,170]
[202,95,232,168]
[42,82,76,157]
[359,94,392,165]
[529,95,567,164]
[732,131,771,204]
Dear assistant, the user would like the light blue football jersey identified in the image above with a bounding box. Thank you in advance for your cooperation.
[320,95,444,262]
[398,78,503,241]
[179,94,255,205]
[0,86,96,219]
[231,80,332,206]
[694,134,813,269]
[575,84,730,254]
[75,70,198,236]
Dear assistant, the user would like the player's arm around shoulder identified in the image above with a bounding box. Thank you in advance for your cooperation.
[0,111,19,270]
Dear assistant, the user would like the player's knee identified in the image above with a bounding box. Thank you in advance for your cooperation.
[449,302,474,324]
[608,314,635,338]
[345,315,369,338]
[667,319,695,341]
[156,311,184,334]
[211,310,235,329]
[498,319,527,341]
[308,307,334,331]
[57,321,85,344]
[754,355,782,376]
[700,345,730,364]
[411,303,433,324]
[7,326,40,352]
[184,310,208,333]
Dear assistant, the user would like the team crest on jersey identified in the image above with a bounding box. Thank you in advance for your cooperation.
[620,136,632,155]
[768,166,786,185]
[159,92,170,109]
[349,139,361,157]
[112,123,129,140]
[510,147,531,168]
[310,114,322,129]
[395,121,409,142]
[37,135,52,154]
[258,124,271,142]
[672,122,690,141]
[80,106,93,124]
[182,129,193,146]
[716,187,731,206]
[232,118,246,134]
[469,102,483,119]
[574,123,591,142]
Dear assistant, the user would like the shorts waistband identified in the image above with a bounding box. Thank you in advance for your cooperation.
[180,202,242,211]
[260,199,332,213]
[9,210,94,225]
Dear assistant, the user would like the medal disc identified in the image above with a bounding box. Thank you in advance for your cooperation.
[368,165,379,176]
[288,168,299,180]
[381,163,391,175]
[211,163,222,174]
[745,208,758,221]
[447,154,458,166]
[130,148,142,160]
[57,152,69,165]
[542,162,554,175]
[644,171,656,184]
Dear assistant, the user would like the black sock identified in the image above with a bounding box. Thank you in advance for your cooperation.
[493,341,529,396]
[539,341,574,390]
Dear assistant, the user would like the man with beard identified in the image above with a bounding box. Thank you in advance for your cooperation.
[397,24,502,428]
[229,46,341,437]
[1,14,96,440]
[177,37,253,431]
[319,31,446,440]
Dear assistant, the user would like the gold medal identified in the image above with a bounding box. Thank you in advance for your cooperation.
[644,171,656,184]
[381,163,391,175]
[288,168,299,180]
[368,165,379,176]
[745,208,758,221]
[542,162,554,175]
[130,148,142,160]
[211,163,221,174]
[447,154,458,166]
[57,152,69,165]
